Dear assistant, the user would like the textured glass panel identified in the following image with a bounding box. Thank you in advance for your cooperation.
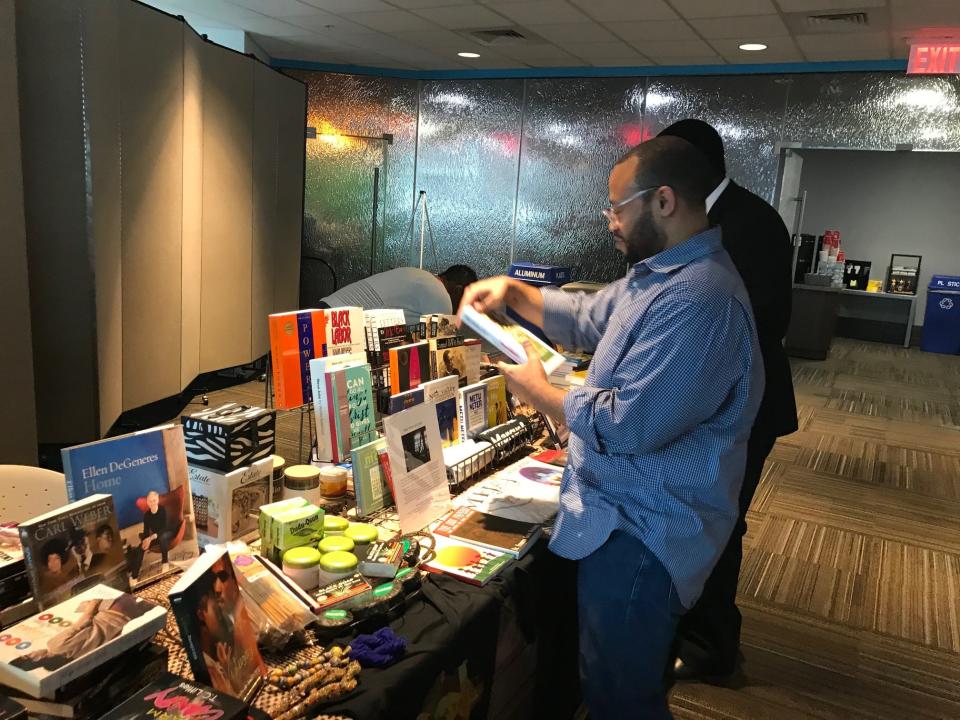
[642,75,791,205]
[515,78,645,284]
[782,72,960,152]
[287,71,418,301]
[413,79,523,279]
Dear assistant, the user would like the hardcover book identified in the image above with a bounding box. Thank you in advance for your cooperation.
[351,438,392,517]
[18,495,128,610]
[0,584,166,699]
[268,309,326,410]
[482,375,509,428]
[422,533,512,587]
[99,672,248,720]
[429,336,468,388]
[421,376,461,448]
[386,387,424,415]
[457,382,488,441]
[323,306,365,356]
[181,403,276,473]
[167,550,265,701]
[189,457,273,547]
[388,341,431,395]
[433,506,542,559]
[61,425,200,586]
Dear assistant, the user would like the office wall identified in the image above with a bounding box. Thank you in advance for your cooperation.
[797,149,960,326]
[15,0,305,445]
[0,0,37,464]
[290,69,960,291]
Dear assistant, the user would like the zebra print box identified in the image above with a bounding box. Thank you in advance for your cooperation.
[182,403,276,472]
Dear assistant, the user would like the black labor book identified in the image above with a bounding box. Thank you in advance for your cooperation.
[433,506,542,559]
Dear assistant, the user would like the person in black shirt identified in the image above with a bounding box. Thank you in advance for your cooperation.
[658,119,798,683]
[128,490,173,580]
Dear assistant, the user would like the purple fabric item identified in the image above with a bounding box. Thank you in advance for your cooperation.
[348,627,407,668]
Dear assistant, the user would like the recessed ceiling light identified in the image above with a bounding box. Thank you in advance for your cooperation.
[458,52,480,58]
[739,43,768,51]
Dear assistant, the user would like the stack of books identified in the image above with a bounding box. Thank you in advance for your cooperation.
[548,351,592,389]
[0,530,28,628]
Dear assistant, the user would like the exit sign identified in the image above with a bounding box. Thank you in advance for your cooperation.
[907,43,960,74]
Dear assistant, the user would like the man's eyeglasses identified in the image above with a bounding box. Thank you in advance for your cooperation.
[601,186,658,221]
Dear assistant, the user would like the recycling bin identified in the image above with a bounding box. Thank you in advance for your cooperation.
[921,275,960,355]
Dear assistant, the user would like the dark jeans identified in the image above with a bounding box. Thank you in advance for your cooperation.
[674,432,777,672]
[578,531,686,720]
[127,530,174,579]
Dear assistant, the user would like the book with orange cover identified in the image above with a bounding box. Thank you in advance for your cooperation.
[268,310,326,410]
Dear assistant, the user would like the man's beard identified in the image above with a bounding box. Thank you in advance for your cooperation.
[622,203,668,266]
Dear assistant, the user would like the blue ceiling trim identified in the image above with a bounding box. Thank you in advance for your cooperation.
[270,57,907,80]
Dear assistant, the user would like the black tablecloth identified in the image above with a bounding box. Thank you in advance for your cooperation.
[323,541,580,720]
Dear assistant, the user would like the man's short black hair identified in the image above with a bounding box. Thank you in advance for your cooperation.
[614,136,715,208]
[42,538,68,564]
[657,119,726,181]
[96,524,114,540]
[438,265,478,287]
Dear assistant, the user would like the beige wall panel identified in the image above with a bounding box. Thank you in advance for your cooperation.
[199,42,254,372]
[274,74,306,314]
[181,27,203,389]
[16,0,100,443]
[0,0,37,463]
[251,63,280,358]
[118,0,183,411]
[81,0,123,437]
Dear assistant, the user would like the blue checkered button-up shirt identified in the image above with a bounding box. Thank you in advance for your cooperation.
[542,227,764,608]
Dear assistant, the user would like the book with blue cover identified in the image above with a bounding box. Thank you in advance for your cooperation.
[61,425,199,586]
[421,376,460,448]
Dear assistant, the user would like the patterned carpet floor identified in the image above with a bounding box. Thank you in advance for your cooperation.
[670,339,960,719]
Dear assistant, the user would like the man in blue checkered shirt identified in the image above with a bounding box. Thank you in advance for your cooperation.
[459,136,764,719]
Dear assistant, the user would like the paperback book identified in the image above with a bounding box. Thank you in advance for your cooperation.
[421,533,512,587]
[189,457,273,547]
[482,375,509,428]
[310,353,368,464]
[463,339,482,385]
[420,314,458,339]
[385,387,425,416]
[457,382,488,441]
[61,425,200,586]
[167,549,266,701]
[100,671,248,720]
[389,341,432,395]
[323,306,365,356]
[420,376,460,448]
[364,309,406,361]
[0,584,166,699]
[429,336,468,388]
[458,305,565,375]
[433,505,542,559]
[313,361,376,464]
[351,438,392,516]
[18,494,128,610]
[268,309,326,410]
[372,324,412,368]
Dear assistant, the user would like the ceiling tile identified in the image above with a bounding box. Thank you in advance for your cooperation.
[412,5,512,29]
[564,40,643,59]
[282,12,372,34]
[709,36,799,56]
[890,0,960,33]
[299,0,395,12]
[629,38,714,57]
[392,28,476,48]
[775,0,885,11]
[795,30,890,53]
[525,21,618,43]
[570,0,677,22]
[647,54,726,65]
[390,0,475,7]
[485,1,590,25]
[670,0,777,18]
[690,14,789,39]
[225,0,320,16]
[719,47,805,62]
[341,9,436,32]
[612,19,699,43]
[590,57,651,67]
[803,47,892,60]
[494,43,582,61]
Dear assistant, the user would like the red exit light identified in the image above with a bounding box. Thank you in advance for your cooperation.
[907,43,960,74]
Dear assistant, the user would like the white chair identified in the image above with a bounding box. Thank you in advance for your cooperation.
[0,465,69,523]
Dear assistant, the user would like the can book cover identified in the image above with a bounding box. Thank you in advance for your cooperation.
[99,671,248,720]
[0,584,166,700]
[167,549,265,701]
[17,495,128,610]
[61,425,200,587]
